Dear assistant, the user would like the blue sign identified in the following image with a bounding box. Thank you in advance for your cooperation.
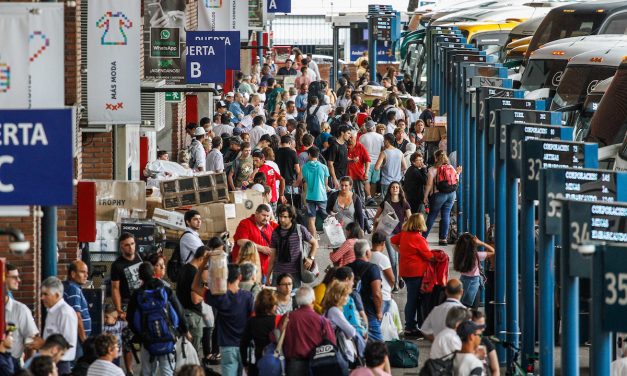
[267,0,291,13]
[0,109,73,205]
[186,31,226,84]
[203,31,240,70]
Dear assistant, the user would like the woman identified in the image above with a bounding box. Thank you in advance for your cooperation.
[373,181,412,291]
[411,120,426,155]
[314,267,337,314]
[315,122,332,152]
[471,310,500,376]
[383,66,398,86]
[404,98,421,127]
[327,177,366,231]
[390,213,434,337]
[148,253,170,286]
[240,290,278,376]
[376,124,386,136]
[322,281,366,364]
[237,241,263,283]
[453,233,495,308]
[275,273,294,315]
[403,152,428,214]
[423,152,459,245]
[330,222,364,267]
[356,60,369,80]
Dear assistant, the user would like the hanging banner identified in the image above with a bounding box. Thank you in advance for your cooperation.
[88,0,141,124]
[267,0,291,13]
[198,0,249,41]
[0,11,29,109]
[209,31,240,70]
[249,0,266,31]
[144,0,187,84]
[186,31,226,84]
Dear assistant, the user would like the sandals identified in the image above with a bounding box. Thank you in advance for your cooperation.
[206,353,221,365]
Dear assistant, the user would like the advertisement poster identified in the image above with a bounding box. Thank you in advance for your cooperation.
[144,0,187,83]
[0,11,29,109]
[198,0,249,41]
[249,0,266,31]
[88,0,141,124]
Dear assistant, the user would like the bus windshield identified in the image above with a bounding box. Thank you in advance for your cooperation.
[573,93,603,141]
[528,12,607,53]
[551,66,617,109]
[520,59,568,92]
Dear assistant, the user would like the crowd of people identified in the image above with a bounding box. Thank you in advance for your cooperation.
[1,49,501,376]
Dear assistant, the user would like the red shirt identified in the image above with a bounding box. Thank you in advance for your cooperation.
[356,112,368,126]
[281,306,336,360]
[259,164,282,202]
[347,142,371,181]
[232,215,278,276]
[390,231,433,278]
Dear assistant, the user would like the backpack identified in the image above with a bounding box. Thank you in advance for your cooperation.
[133,287,179,357]
[419,352,456,376]
[386,340,419,368]
[257,314,289,376]
[353,262,373,294]
[378,105,395,125]
[309,317,349,376]
[435,164,458,193]
[166,231,193,282]
[306,105,322,135]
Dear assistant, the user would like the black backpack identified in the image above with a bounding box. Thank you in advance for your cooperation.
[306,105,322,135]
[166,231,193,282]
[419,352,456,376]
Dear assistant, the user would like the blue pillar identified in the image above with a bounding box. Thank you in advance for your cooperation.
[487,140,496,222]
[495,141,507,364]
[521,199,536,369]
[469,105,476,236]
[462,97,470,234]
[590,246,611,375]
[476,105,485,241]
[506,176,519,363]
[561,242,579,375]
[538,226,555,374]
[42,206,58,279]
[368,18,377,83]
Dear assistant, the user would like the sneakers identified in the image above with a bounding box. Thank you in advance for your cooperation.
[399,279,405,290]
[438,239,448,246]
[392,286,399,294]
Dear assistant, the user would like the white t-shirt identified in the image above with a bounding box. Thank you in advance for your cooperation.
[87,359,125,376]
[309,104,331,124]
[430,327,462,359]
[359,132,384,164]
[454,353,485,376]
[420,299,465,337]
[369,251,392,301]
[6,298,39,359]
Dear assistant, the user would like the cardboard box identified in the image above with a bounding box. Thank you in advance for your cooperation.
[152,208,186,231]
[197,189,219,205]
[178,176,196,192]
[179,191,197,206]
[195,174,215,190]
[213,172,227,186]
[93,180,147,221]
[160,180,178,195]
[192,203,236,234]
[146,197,163,218]
[163,195,181,209]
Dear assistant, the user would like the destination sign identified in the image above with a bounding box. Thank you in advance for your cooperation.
[486,97,536,143]
[499,109,560,127]
[476,89,516,132]
[601,243,627,331]
[504,124,572,175]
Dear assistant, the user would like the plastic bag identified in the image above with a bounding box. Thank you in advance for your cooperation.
[324,216,346,248]
[388,299,403,335]
[381,312,400,341]
[208,252,228,295]
[175,336,200,369]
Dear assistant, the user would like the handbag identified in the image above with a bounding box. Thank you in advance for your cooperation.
[386,340,419,368]
[257,314,290,376]
[175,336,200,369]
[309,317,349,376]
[296,224,319,284]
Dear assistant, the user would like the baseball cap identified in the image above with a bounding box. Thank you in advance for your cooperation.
[217,100,227,108]
[193,127,206,137]
[365,120,376,130]
[232,127,243,136]
[230,136,242,145]
[226,92,235,98]
[457,320,485,341]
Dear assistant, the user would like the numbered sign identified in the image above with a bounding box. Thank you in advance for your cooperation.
[499,109,560,127]
[476,88,516,132]
[505,124,572,177]
[600,243,627,332]
[486,97,535,144]
[521,140,598,201]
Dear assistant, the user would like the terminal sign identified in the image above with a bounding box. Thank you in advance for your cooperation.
[185,31,227,84]
[601,243,627,332]
[505,123,572,175]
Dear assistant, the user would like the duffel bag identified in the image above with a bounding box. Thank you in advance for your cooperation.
[386,340,419,368]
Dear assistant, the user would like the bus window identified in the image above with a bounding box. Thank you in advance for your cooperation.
[530,13,606,53]
[551,66,617,109]
[520,59,568,91]
[602,12,627,34]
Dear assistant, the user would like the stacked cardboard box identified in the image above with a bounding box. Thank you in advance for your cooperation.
[161,173,229,209]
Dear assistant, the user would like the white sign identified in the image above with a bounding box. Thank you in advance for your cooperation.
[0,11,29,109]
[198,0,249,41]
[88,0,141,124]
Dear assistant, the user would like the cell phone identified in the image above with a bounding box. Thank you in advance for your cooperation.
[147,2,165,19]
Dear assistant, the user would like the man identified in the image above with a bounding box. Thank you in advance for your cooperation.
[23,334,71,369]
[224,92,235,107]
[295,84,309,121]
[375,133,407,197]
[5,264,39,362]
[212,116,234,137]
[156,150,169,161]
[301,147,330,236]
[285,100,298,120]
[281,286,336,374]
[127,263,189,376]
[337,87,353,109]
[306,53,321,80]
[223,136,242,169]
[430,306,468,359]
[176,246,208,353]
[420,279,466,341]
[245,94,265,121]
[404,152,428,213]
[188,127,207,172]
[184,123,197,146]
[254,134,272,153]
[294,66,312,89]
[275,135,300,205]
[237,75,254,95]
[359,120,384,203]
[40,277,78,375]
[109,233,141,374]
[180,210,204,265]
[63,261,91,359]
[248,115,267,148]
[419,102,435,126]
[355,50,368,70]
[205,137,224,173]
[238,263,262,301]
[87,333,125,376]
[229,93,245,124]
[454,321,486,375]
[268,205,318,288]
[252,150,286,210]
[0,323,20,375]
[385,111,397,135]
[298,134,315,167]
[228,141,253,191]
[327,125,351,189]
[277,59,297,76]
[347,239,383,341]
[347,134,371,200]
[232,204,278,278]
[193,263,254,376]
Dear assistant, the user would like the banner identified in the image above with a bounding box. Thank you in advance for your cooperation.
[0,3,65,108]
[144,0,187,83]
[88,0,141,124]
[209,31,240,70]
[0,11,29,109]
[186,31,226,84]
[249,0,266,31]
[198,0,249,41]
[267,0,291,13]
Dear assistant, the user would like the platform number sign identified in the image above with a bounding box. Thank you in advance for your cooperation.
[602,243,627,332]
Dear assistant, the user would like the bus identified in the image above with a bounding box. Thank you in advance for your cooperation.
[525,0,627,63]
[572,76,613,142]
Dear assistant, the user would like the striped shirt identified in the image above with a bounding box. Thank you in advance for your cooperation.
[63,280,92,337]
[87,359,125,376]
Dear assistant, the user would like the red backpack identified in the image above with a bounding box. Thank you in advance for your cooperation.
[435,164,458,193]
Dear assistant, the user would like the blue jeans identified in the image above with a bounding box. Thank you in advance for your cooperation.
[424,191,456,240]
[403,276,425,331]
[385,236,399,285]
[368,314,383,341]
[460,275,482,308]
[140,349,174,376]
[220,346,243,376]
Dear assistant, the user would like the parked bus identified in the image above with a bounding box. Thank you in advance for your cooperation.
[572,76,613,142]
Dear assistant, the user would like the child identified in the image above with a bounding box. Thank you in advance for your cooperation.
[103,304,126,366]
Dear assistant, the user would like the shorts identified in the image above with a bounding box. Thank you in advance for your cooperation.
[306,200,327,218]
[368,165,381,184]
